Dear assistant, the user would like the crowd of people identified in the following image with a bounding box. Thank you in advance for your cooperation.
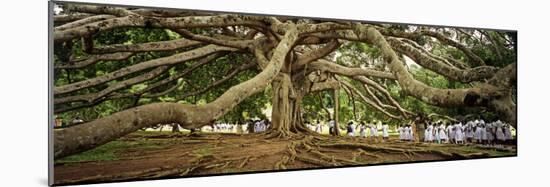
[54,115,515,147]
[421,119,514,146]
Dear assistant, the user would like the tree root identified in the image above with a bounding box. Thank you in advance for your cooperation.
[353,148,382,161]
[295,155,337,167]
[239,156,251,168]
[274,155,290,170]
[318,142,407,153]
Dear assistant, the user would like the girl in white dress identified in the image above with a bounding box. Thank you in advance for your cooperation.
[315,120,322,133]
[403,125,410,142]
[439,123,448,143]
[446,123,455,144]
[454,122,464,144]
[474,123,483,143]
[369,122,378,142]
[346,121,355,137]
[426,123,434,143]
[424,126,429,142]
[382,123,389,140]
[465,121,475,143]
[358,122,367,138]
[398,125,404,141]
[495,120,505,144]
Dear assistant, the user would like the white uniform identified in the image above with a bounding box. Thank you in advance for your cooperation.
[434,126,440,142]
[474,125,483,141]
[465,121,475,139]
[382,124,389,138]
[315,122,322,133]
[446,125,455,142]
[486,123,495,141]
[398,127,404,140]
[370,124,378,137]
[347,123,356,137]
[403,127,410,140]
[454,123,464,142]
[359,125,366,137]
[439,125,448,141]
[426,125,434,141]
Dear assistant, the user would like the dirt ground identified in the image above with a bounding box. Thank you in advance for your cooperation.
[53,131,516,185]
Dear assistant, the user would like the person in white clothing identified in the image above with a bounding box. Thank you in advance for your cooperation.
[454,122,464,144]
[465,121,475,143]
[358,121,367,138]
[446,122,455,144]
[439,123,448,143]
[403,125,410,141]
[495,120,506,144]
[398,125,405,141]
[315,120,323,133]
[425,123,434,143]
[382,122,389,140]
[474,123,483,143]
[346,121,355,137]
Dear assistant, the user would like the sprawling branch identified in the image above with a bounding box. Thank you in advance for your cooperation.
[54,45,236,95]
[309,59,396,80]
[176,62,256,100]
[55,52,134,69]
[387,37,497,82]
[91,38,202,54]
[340,80,400,119]
[55,14,116,31]
[54,14,267,43]
[293,39,340,70]
[377,27,486,66]
[353,24,504,107]
[55,66,170,105]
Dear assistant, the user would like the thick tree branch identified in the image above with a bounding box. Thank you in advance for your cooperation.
[55,52,134,69]
[387,37,497,82]
[54,45,236,95]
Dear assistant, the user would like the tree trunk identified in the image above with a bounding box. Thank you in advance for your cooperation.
[332,89,340,136]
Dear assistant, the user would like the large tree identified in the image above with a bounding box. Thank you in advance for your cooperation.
[52,4,516,158]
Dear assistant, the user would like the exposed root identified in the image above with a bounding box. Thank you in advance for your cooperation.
[239,156,251,168]
[353,148,382,160]
[295,155,337,167]
[274,155,290,170]
[319,142,408,153]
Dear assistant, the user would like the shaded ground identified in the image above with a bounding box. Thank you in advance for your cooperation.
[54,131,516,185]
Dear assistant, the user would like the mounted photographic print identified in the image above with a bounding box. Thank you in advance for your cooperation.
[49,1,517,185]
